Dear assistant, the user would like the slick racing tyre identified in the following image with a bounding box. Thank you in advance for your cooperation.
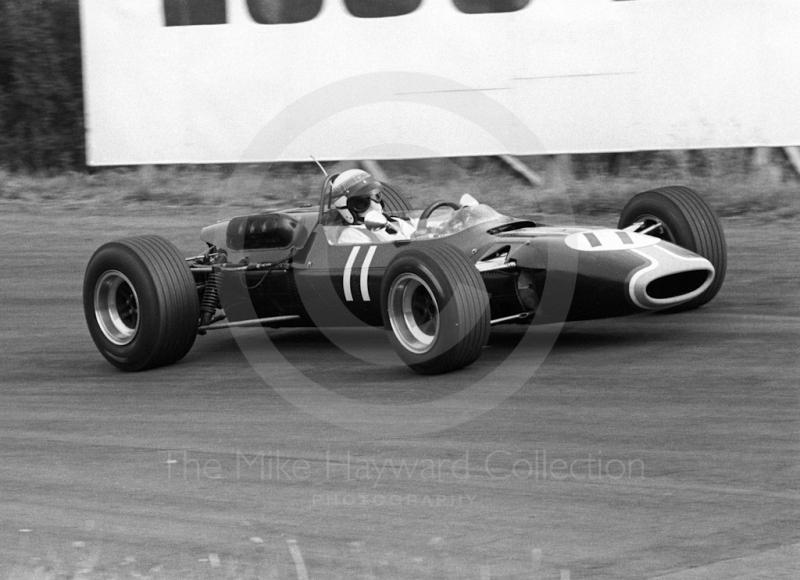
[618,186,727,311]
[83,236,199,371]
[381,244,490,375]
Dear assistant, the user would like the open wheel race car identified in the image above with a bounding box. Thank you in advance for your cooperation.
[84,179,726,375]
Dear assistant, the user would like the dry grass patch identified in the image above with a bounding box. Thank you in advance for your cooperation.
[1,163,796,221]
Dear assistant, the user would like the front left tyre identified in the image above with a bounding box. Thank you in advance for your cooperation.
[83,235,199,371]
[381,244,490,374]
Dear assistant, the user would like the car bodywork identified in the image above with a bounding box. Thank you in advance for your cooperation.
[191,195,714,331]
[84,180,724,374]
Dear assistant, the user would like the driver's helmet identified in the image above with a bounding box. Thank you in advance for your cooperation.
[332,169,383,225]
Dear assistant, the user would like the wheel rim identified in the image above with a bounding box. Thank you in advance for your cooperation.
[634,213,676,243]
[94,270,140,346]
[388,273,440,355]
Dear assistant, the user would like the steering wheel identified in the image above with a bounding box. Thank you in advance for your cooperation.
[412,200,462,238]
[419,200,461,221]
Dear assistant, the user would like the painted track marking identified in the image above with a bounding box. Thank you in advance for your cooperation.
[287,539,309,580]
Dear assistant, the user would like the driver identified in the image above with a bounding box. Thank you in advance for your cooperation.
[331,169,415,244]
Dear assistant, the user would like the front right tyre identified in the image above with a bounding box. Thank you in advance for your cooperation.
[83,235,199,371]
[618,186,727,311]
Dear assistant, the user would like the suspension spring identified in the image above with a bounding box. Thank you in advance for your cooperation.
[200,271,221,326]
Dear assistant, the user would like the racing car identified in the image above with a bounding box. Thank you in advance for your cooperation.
[84,177,726,375]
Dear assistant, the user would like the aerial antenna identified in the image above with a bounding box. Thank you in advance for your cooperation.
[310,155,328,176]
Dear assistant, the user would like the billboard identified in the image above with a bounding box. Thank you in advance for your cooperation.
[80,0,800,165]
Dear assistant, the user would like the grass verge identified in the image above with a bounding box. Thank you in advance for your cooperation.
[0,162,796,220]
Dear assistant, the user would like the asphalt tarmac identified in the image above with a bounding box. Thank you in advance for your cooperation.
[0,205,797,579]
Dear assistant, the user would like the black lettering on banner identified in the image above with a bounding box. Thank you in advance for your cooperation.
[453,0,530,14]
[162,0,542,28]
[345,0,422,19]
[247,0,322,24]
[164,0,226,26]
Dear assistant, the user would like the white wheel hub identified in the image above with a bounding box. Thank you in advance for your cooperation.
[387,273,439,355]
[94,270,140,346]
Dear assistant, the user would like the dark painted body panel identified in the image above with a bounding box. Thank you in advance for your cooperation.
[209,207,693,328]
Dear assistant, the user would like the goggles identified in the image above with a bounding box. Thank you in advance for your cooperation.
[349,192,382,213]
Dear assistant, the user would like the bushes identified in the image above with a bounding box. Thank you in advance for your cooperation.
[0,0,84,171]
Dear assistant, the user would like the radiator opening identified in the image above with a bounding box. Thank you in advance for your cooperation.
[647,270,711,299]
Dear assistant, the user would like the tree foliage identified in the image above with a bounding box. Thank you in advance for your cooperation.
[0,0,84,171]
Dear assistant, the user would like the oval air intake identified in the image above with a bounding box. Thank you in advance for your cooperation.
[646,270,711,300]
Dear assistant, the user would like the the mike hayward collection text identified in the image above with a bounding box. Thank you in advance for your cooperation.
[164,449,645,484]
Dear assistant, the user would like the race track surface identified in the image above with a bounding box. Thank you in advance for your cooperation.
[1,205,797,579]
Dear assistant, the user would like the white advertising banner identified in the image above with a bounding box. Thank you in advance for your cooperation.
[79,0,800,165]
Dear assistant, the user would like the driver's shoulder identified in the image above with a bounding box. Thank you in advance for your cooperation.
[336,226,371,244]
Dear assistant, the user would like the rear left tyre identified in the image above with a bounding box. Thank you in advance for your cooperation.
[83,235,199,371]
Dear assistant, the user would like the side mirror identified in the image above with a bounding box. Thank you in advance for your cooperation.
[363,210,388,231]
